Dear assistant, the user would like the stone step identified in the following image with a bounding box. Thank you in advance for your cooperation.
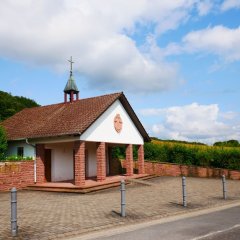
[25,181,124,194]
[25,174,156,193]
[127,174,158,186]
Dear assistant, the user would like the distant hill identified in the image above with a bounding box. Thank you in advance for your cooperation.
[0,91,39,121]
[151,137,206,146]
[151,137,239,148]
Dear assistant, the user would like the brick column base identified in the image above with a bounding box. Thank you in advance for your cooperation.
[97,142,106,181]
[126,144,133,176]
[74,141,85,186]
[36,144,45,183]
[138,145,145,174]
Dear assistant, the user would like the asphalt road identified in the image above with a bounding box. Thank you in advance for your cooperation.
[91,205,240,240]
[201,226,240,240]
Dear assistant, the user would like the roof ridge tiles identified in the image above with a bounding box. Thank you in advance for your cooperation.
[1,92,124,140]
[1,91,150,141]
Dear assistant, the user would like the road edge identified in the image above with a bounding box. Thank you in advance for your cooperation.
[67,202,240,240]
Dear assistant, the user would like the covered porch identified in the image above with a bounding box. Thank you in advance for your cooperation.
[34,140,146,188]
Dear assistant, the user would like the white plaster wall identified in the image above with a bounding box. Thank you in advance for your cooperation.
[106,148,109,175]
[80,100,144,145]
[86,142,97,177]
[7,141,35,158]
[45,142,74,182]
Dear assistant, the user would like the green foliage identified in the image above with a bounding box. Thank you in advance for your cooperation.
[213,140,239,147]
[151,137,206,146]
[106,138,240,170]
[1,155,33,162]
[0,126,7,159]
[112,146,125,159]
[0,90,39,121]
[144,142,168,162]
[144,141,240,170]
[111,145,138,160]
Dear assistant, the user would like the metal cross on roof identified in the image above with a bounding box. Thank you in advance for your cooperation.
[68,56,74,73]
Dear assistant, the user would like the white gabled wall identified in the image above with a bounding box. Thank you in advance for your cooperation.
[80,100,144,145]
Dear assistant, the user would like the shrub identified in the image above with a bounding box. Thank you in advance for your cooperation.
[1,155,33,162]
[144,140,240,170]
[0,126,7,159]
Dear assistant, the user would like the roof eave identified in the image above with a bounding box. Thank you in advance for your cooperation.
[7,132,81,142]
[118,93,151,142]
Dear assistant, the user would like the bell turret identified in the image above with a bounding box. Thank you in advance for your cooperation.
[64,56,79,103]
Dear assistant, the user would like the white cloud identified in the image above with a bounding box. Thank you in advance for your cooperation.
[0,0,214,93]
[196,0,214,16]
[140,103,240,144]
[221,0,240,11]
[164,25,240,63]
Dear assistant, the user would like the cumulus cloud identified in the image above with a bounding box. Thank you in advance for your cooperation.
[196,0,214,16]
[164,25,240,63]
[221,0,240,11]
[140,103,240,144]
[0,0,214,93]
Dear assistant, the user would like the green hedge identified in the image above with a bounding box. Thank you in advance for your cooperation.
[144,142,240,170]
[0,155,33,162]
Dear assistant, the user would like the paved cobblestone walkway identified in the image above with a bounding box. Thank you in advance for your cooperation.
[1,177,240,240]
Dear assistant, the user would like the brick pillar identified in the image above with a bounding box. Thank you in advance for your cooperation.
[74,141,85,186]
[36,144,45,183]
[126,144,133,176]
[97,142,106,181]
[138,145,145,174]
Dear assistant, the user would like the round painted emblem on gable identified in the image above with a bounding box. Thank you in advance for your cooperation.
[114,114,122,133]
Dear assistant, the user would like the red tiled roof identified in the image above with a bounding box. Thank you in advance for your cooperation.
[1,92,150,142]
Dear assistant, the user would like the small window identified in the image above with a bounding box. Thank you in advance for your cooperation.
[17,147,24,157]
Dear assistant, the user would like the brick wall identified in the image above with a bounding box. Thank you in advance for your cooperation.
[121,160,240,180]
[0,161,34,191]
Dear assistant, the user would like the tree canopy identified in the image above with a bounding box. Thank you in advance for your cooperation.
[0,91,39,121]
[213,140,239,147]
[0,126,7,159]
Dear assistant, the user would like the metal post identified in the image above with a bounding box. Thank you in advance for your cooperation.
[120,179,126,217]
[222,175,227,200]
[182,176,187,207]
[11,187,18,237]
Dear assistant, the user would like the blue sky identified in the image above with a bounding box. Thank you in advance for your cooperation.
[0,0,240,144]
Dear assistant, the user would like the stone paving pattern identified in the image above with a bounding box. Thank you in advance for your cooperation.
[1,176,240,240]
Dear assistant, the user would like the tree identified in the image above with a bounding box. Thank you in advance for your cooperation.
[0,126,7,159]
[213,140,239,147]
[0,91,39,121]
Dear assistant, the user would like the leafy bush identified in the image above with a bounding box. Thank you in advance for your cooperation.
[1,155,33,162]
[144,140,240,170]
[0,126,7,159]
[110,139,240,170]
[112,145,138,160]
